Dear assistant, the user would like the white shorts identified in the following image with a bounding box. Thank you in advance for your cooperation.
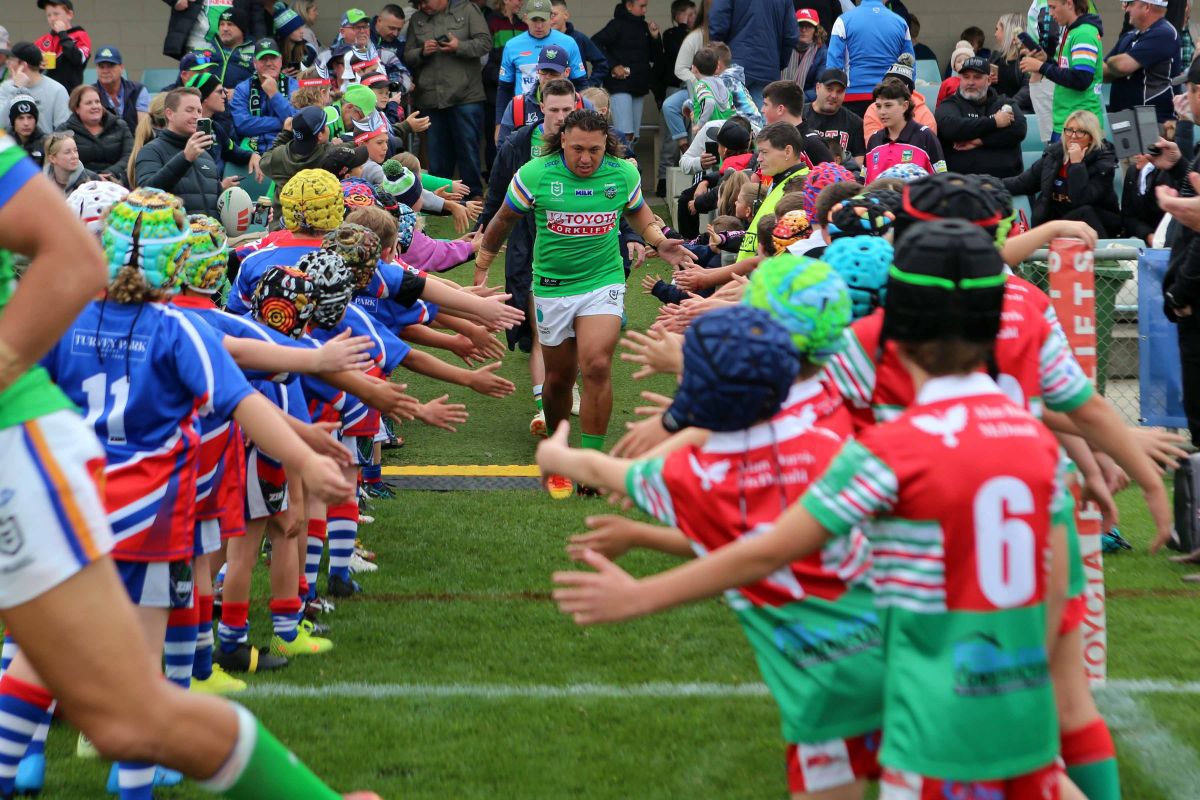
[244,446,289,521]
[534,284,625,347]
[0,410,114,609]
[116,559,194,609]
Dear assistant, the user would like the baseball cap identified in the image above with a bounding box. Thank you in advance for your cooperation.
[180,50,217,72]
[537,46,569,73]
[94,46,122,65]
[341,8,369,26]
[1140,0,1168,5]
[795,8,819,25]
[524,0,552,20]
[11,43,44,70]
[291,106,327,156]
[0,26,10,56]
[707,118,751,152]
[958,56,991,75]
[36,0,73,9]
[342,83,377,117]
[322,144,370,179]
[817,68,848,87]
[254,38,282,59]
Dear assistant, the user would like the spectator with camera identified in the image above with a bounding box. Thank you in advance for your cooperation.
[935,55,1026,178]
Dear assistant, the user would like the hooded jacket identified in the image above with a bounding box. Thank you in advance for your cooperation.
[591,3,662,97]
[1036,12,1106,133]
[58,110,134,185]
[1002,140,1118,227]
[564,22,609,89]
[34,26,91,93]
[934,87,1026,178]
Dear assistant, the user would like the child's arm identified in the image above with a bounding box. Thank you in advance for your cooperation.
[566,515,695,561]
[222,329,373,374]
[536,422,633,494]
[316,369,422,421]
[231,392,354,506]
[419,277,524,331]
[414,394,469,432]
[400,348,515,398]
[432,313,507,363]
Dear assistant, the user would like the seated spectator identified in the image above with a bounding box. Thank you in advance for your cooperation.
[0,28,10,84]
[126,92,166,187]
[204,8,257,88]
[58,84,133,184]
[0,43,70,131]
[293,0,322,50]
[862,56,936,140]
[42,131,96,193]
[288,64,333,109]
[935,56,1025,178]
[802,68,865,165]
[185,71,260,178]
[864,79,945,182]
[909,14,938,64]
[1121,151,1164,243]
[783,9,827,100]
[496,46,589,149]
[1002,109,1119,235]
[322,8,407,88]
[93,46,149,134]
[135,86,233,216]
[991,13,1030,110]
[371,4,408,64]
[275,7,317,71]
[944,28,986,78]
[936,40,976,106]
[164,50,219,91]
[8,95,47,165]
[230,38,298,154]
[35,0,90,93]
[552,0,609,88]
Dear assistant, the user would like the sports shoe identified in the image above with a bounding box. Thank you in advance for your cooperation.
[358,513,375,525]
[530,409,548,437]
[306,594,336,616]
[327,573,362,598]
[76,732,98,759]
[354,540,377,561]
[15,752,45,794]
[300,618,332,636]
[270,627,333,658]
[190,664,248,695]
[571,384,581,416]
[214,643,289,673]
[349,552,378,574]
[576,483,601,498]
[156,767,183,787]
[546,474,574,500]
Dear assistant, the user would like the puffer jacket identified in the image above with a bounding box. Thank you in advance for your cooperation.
[591,3,662,97]
[58,111,134,185]
[1002,140,1119,226]
[134,128,222,217]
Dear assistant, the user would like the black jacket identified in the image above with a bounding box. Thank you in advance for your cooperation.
[1120,162,1164,243]
[934,88,1026,179]
[1157,144,1200,319]
[1002,140,1119,227]
[989,53,1029,107]
[162,0,273,59]
[58,111,134,185]
[134,128,222,216]
[591,3,662,98]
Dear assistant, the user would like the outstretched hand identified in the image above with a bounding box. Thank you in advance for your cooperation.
[552,548,645,625]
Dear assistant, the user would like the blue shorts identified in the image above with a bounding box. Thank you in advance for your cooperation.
[116,559,194,609]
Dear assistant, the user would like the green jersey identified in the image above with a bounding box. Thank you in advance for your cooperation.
[1051,20,1105,134]
[505,152,644,298]
[0,136,76,429]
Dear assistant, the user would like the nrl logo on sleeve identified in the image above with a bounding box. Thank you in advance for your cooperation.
[546,210,618,235]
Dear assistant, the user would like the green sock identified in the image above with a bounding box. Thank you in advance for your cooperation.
[201,705,341,800]
[533,383,543,412]
[1067,759,1122,800]
[581,433,605,451]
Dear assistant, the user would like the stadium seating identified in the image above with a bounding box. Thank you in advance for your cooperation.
[916,60,941,87]
[141,68,178,93]
[83,67,97,86]
[1023,115,1044,152]
[1022,150,1042,171]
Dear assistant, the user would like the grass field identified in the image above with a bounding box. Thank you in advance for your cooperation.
[31,215,1200,798]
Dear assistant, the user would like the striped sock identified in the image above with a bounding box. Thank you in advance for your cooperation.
[362,464,382,487]
[194,593,215,681]
[327,502,358,582]
[218,601,250,654]
[1,632,16,673]
[533,383,544,412]
[116,761,155,799]
[1062,718,1121,800]
[165,601,199,691]
[0,674,53,794]
[269,598,303,642]
[305,520,327,593]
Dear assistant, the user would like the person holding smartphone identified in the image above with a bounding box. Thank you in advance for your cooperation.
[133,86,239,216]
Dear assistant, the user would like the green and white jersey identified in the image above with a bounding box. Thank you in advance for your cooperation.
[505,152,644,298]
[0,135,75,430]
[1051,19,1105,134]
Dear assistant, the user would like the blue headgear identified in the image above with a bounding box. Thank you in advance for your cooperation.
[822,236,893,320]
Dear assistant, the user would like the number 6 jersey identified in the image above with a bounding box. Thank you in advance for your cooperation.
[800,372,1068,781]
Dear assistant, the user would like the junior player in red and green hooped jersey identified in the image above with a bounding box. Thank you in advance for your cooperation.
[552,220,1075,798]
[475,109,696,496]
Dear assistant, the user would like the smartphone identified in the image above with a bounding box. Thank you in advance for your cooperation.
[251,197,272,228]
[704,141,720,159]
[1148,144,1163,157]
[435,34,451,44]
[1017,32,1041,52]
[197,117,213,136]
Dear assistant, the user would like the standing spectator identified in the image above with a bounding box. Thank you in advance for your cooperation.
[204,9,257,88]
[783,9,827,100]
[935,56,1026,178]
[35,0,90,93]
[0,28,11,85]
[688,47,732,135]
[495,0,586,126]
[42,130,96,193]
[322,9,407,86]
[372,4,409,63]
[908,14,938,63]
[551,0,609,89]
[862,57,936,140]
[945,26,990,78]
[185,71,260,178]
[991,13,1031,108]
[826,0,915,116]
[162,0,203,59]
[658,0,694,97]
[135,87,233,215]
[1105,0,1178,121]
[93,46,150,135]
[802,68,866,163]
[230,38,298,154]
[709,42,765,129]
[1003,109,1118,233]
[58,84,134,184]
[8,95,46,165]
[863,79,945,181]
[592,0,663,145]
[495,47,591,148]
[709,0,797,107]
[1020,0,1104,140]
[485,0,527,170]
[404,0,492,200]
[758,80,835,166]
[0,43,70,132]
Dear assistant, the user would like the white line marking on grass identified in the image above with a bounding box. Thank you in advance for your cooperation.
[240,679,1200,700]
[1096,688,1200,800]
